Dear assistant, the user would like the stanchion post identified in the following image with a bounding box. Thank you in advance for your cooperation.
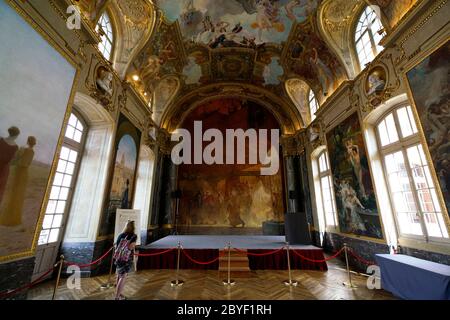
[171,241,184,287]
[283,242,298,287]
[223,242,235,286]
[343,243,357,288]
[52,255,64,300]
[101,248,115,289]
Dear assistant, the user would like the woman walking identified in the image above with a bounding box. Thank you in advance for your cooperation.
[113,220,137,300]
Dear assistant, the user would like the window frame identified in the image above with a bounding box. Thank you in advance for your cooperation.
[38,110,88,246]
[317,150,338,228]
[354,6,386,71]
[95,11,114,61]
[375,104,450,244]
[308,89,320,122]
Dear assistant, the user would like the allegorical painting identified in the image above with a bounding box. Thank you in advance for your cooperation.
[155,0,318,46]
[0,1,76,259]
[99,115,140,237]
[406,40,450,216]
[326,113,383,239]
[177,99,285,234]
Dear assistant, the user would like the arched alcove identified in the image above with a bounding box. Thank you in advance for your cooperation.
[133,144,156,243]
[174,98,286,235]
[63,93,115,243]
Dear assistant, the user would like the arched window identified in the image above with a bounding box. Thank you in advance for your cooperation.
[355,6,386,70]
[317,151,338,227]
[95,12,114,60]
[38,112,87,246]
[376,105,449,240]
[309,89,320,122]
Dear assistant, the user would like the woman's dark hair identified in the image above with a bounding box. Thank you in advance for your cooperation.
[123,220,135,234]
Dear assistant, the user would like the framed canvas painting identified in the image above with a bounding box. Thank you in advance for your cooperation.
[326,113,384,239]
[0,1,77,261]
[99,114,141,238]
[405,40,450,218]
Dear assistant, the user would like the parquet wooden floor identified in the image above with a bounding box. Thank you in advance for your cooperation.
[27,259,395,300]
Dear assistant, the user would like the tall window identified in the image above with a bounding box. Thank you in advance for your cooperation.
[355,6,386,69]
[317,151,338,227]
[96,12,114,60]
[309,89,320,122]
[38,113,87,245]
[377,105,449,240]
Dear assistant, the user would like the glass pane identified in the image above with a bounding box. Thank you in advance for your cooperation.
[52,215,63,228]
[57,160,67,173]
[59,187,69,201]
[407,106,418,134]
[74,130,82,143]
[46,200,57,214]
[62,174,72,187]
[49,186,60,200]
[60,147,70,160]
[68,150,78,163]
[42,215,53,229]
[53,173,64,186]
[76,119,83,131]
[385,113,399,144]
[377,120,390,147]
[68,114,77,127]
[397,107,414,138]
[55,200,66,214]
[48,229,60,243]
[65,126,75,140]
[65,162,75,175]
[38,229,50,245]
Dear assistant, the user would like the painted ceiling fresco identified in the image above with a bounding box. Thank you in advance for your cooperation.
[155,0,318,46]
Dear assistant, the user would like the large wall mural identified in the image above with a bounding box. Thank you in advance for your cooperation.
[177,99,285,234]
[99,115,141,237]
[0,1,76,260]
[326,113,383,239]
[155,0,319,46]
[406,40,450,216]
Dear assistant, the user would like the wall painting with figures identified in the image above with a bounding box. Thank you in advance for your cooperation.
[406,40,450,217]
[0,1,77,260]
[177,99,285,234]
[326,113,383,239]
[99,115,141,237]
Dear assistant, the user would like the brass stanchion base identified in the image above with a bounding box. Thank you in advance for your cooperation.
[343,281,358,288]
[222,279,236,286]
[170,280,184,287]
[283,280,298,287]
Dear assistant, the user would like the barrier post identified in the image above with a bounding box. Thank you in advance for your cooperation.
[283,242,298,287]
[343,243,357,288]
[171,241,184,287]
[223,242,235,286]
[52,255,64,300]
[101,248,115,289]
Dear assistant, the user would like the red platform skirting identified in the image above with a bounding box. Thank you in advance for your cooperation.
[136,248,327,271]
[248,249,328,271]
[137,249,219,270]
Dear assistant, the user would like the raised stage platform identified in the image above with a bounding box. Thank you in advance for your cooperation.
[136,236,327,271]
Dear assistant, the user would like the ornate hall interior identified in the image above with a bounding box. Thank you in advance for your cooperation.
[0,0,449,303]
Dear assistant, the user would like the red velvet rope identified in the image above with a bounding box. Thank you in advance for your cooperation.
[65,247,113,268]
[0,266,54,298]
[181,249,222,265]
[134,248,176,257]
[291,247,344,263]
[348,248,377,266]
[232,246,287,256]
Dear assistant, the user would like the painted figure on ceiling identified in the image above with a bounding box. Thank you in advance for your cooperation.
[309,48,334,96]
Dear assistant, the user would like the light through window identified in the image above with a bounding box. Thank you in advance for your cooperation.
[355,6,386,69]
[96,12,114,60]
[377,106,449,240]
[309,89,320,122]
[38,113,86,245]
[318,151,338,227]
